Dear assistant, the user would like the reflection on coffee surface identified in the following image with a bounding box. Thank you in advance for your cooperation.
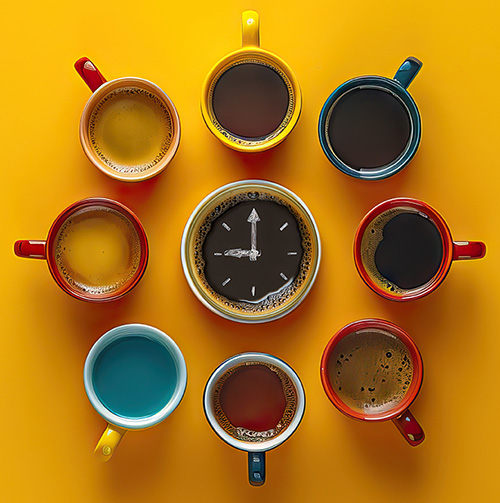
[327,329,413,414]
[212,362,297,442]
[54,206,141,295]
[327,88,411,169]
[212,62,290,138]
[361,207,443,293]
[89,87,173,173]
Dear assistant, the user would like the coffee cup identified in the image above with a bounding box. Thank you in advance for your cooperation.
[204,352,305,485]
[354,197,486,301]
[14,198,149,301]
[320,319,425,446]
[84,324,187,461]
[201,11,301,152]
[181,180,321,323]
[318,57,422,180]
[75,57,181,181]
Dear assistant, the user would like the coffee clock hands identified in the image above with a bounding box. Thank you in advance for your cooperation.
[223,208,262,261]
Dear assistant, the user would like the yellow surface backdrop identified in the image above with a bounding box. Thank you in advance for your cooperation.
[2,1,498,502]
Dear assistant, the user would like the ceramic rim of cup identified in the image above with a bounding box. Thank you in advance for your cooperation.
[180,180,321,323]
[203,352,305,453]
[84,324,187,430]
[201,47,301,153]
[320,319,423,422]
[353,197,454,301]
[79,77,181,182]
[45,197,149,302]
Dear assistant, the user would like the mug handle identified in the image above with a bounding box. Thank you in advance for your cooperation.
[242,10,260,47]
[94,423,127,462]
[75,57,107,93]
[14,240,47,259]
[248,452,266,486]
[453,241,486,260]
[392,409,425,446]
[393,57,423,89]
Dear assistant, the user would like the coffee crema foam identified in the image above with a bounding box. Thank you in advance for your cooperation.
[327,329,413,414]
[212,362,298,443]
[361,206,436,295]
[193,191,314,314]
[89,86,173,174]
[54,206,141,295]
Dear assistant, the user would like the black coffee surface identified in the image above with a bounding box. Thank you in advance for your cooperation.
[202,200,303,303]
[212,63,290,139]
[327,88,411,169]
[374,213,443,289]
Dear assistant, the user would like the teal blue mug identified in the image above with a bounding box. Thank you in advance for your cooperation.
[84,324,187,461]
[318,57,422,180]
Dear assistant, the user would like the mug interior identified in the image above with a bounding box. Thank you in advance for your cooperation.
[354,198,454,301]
[80,77,180,181]
[319,77,421,180]
[84,324,187,430]
[203,353,305,452]
[320,319,423,422]
[46,198,148,302]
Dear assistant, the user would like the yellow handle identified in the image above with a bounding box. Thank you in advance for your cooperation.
[94,424,127,462]
[242,10,260,47]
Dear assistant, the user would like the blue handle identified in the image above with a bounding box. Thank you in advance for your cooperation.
[248,452,266,486]
[393,57,423,89]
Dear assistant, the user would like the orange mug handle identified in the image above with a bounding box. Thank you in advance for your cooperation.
[393,409,425,446]
[75,57,107,92]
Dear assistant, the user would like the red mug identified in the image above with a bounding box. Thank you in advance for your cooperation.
[14,198,148,302]
[320,319,424,446]
[354,197,486,301]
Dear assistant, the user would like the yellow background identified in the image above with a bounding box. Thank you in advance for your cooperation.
[2,0,498,501]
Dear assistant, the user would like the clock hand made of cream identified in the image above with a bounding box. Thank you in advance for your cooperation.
[223,208,261,261]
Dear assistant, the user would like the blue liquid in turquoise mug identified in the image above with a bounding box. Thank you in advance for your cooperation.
[84,324,187,461]
[318,57,422,180]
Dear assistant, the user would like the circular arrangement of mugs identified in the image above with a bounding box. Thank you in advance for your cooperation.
[14,9,487,486]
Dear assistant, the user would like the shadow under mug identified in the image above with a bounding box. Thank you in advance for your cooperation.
[75,57,181,182]
[84,324,187,461]
[318,57,422,180]
[204,353,305,485]
[320,319,424,446]
[201,10,301,152]
[354,197,486,301]
[14,198,149,302]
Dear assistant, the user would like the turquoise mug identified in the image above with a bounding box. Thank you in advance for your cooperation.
[84,324,187,461]
[318,57,422,180]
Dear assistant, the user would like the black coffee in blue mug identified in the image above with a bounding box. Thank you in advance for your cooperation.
[318,57,422,180]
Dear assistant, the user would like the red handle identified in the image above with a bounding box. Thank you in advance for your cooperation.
[452,241,486,260]
[392,409,425,447]
[75,57,107,92]
[14,240,47,259]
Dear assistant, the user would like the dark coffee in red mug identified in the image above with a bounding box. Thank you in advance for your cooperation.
[320,319,424,446]
[354,197,486,301]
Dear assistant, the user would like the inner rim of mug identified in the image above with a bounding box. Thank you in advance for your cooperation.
[80,77,180,182]
[320,319,423,422]
[203,353,305,452]
[180,180,321,323]
[354,198,454,301]
[319,77,421,180]
[204,51,299,148]
[46,198,148,302]
[84,324,187,430]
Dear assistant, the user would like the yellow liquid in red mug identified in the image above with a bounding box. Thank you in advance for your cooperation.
[54,206,141,295]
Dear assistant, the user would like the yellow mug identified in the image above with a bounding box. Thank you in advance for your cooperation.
[201,11,301,153]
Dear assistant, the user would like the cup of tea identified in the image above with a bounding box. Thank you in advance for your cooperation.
[84,324,187,461]
[201,10,301,152]
[75,57,181,181]
[204,352,305,485]
[181,180,321,323]
[14,198,149,301]
[318,57,422,180]
[354,197,486,301]
[321,319,424,446]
